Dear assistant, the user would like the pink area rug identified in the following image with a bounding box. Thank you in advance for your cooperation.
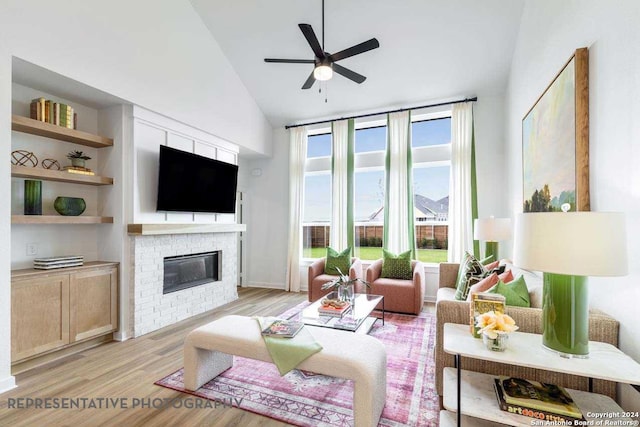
[155,302,439,426]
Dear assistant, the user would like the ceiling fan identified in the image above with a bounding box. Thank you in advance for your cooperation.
[264,0,380,90]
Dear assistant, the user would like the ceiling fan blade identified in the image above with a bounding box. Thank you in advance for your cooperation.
[264,58,315,64]
[301,71,316,90]
[299,24,325,59]
[328,38,380,62]
[333,63,366,84]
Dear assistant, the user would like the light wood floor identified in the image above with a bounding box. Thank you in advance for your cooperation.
[0,288,435,427]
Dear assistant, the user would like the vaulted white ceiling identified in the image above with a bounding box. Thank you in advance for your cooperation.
[191,0,524,128]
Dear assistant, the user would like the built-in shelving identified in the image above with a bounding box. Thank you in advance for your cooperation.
[11,165,114,186]
[12,215,114,224]
[11,115,113,148]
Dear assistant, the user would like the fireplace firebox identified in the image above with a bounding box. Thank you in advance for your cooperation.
[163,251,220,294]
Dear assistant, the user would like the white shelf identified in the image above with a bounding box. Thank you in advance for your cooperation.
[443,368,632,426]
[127,223,246,235]
[443,323,640,385]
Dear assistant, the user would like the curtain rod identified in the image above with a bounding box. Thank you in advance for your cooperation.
[284,96,478,129]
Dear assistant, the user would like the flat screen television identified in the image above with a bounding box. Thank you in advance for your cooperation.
[156,145,238,214]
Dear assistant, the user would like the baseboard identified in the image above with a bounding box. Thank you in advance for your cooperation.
[246,281,285,290]
[113,331,130,341]
[424,296,436,303]
[0,375,16,394]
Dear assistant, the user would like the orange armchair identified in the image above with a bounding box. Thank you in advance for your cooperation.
[308,257,363,302]
[365,259,425,315]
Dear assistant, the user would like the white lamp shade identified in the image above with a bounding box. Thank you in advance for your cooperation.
[473,217,512,241]
[513,212,628,276]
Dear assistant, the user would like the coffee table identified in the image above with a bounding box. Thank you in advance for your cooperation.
[296,291,384,334]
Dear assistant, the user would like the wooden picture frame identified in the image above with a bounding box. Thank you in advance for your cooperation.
[522,48,589,212]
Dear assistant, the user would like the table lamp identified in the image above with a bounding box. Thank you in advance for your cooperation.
[473,217,512,260]
[513,211,627,358]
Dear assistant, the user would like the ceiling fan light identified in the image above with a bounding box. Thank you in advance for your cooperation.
[314,64,333,81]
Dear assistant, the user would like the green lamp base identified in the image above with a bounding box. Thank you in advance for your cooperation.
[484,241,499,261]
[542,273,589,358]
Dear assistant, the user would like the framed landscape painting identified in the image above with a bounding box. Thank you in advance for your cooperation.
[522,48,589,212]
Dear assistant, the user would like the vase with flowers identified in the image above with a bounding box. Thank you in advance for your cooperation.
[321,267,369,303]
[475,310,519,351]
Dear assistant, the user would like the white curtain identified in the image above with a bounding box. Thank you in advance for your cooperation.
[330,120,352,251]
[448,102,474,262]
[285,127,308,292]
[384,111,415,256]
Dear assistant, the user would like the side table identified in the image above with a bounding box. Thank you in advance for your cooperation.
[441,323,640,427]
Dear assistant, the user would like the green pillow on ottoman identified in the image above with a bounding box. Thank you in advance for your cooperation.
[454,251,489,301]
[324,247,352,275]
[381,249,413,279]
[487,275,531,307]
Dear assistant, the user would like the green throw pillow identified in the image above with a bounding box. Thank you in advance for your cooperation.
[454,251,489,301]
[480,255,495,265]
[487,275,531,307]
[324,247,351,275]
[380,249,413,279]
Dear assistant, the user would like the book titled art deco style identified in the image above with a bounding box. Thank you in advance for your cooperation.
[493,377,584,423]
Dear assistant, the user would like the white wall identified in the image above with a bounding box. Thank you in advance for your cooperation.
[241,128,290,289]
[0,0,271,155]
[505,0,640,410]
[241,97,508,296]
[0,0,271,392]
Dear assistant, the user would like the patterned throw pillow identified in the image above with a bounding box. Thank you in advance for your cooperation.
[380,249,413,280]
[466,273,500,301]
[454,251,489,301]
[324,247,351,275]
[487,275,530,307]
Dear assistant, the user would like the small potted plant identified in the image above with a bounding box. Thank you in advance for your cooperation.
[67,150,91,168]
[475,311,519,351]
[321,267,369,302]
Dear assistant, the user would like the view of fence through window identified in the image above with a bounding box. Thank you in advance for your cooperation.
[302,117,451,263]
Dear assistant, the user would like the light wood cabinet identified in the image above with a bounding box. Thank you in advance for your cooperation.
[69,267,118,342]
[11,275,70,361]
[11,262,118,364]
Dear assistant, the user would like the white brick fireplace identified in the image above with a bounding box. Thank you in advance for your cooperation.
[128,225,243,337]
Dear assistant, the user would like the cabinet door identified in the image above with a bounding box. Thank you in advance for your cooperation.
[12,275,70,361]
[69,267,118,342]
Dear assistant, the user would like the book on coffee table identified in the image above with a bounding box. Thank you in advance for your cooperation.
[261,320,304,338]
[318,301,351,318]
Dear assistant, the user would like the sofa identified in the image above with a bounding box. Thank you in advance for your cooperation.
[435,261,619,399]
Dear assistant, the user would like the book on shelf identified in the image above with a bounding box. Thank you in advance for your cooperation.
[27,98,77,128]
[261,320,304,338]
[470,291,505,337]
[318,301,351,318]
[63,166,95,176]
[493,377,584,423]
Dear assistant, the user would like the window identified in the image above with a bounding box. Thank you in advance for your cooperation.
[355,126,386,153]
[307,133,331,158]
[412,117,451,147]
[411,118,451,263]
[301,111,452,263]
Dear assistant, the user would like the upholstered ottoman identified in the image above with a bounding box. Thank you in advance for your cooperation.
[184,315,387,427]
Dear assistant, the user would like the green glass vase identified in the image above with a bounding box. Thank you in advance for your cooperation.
[24,180,42,215]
